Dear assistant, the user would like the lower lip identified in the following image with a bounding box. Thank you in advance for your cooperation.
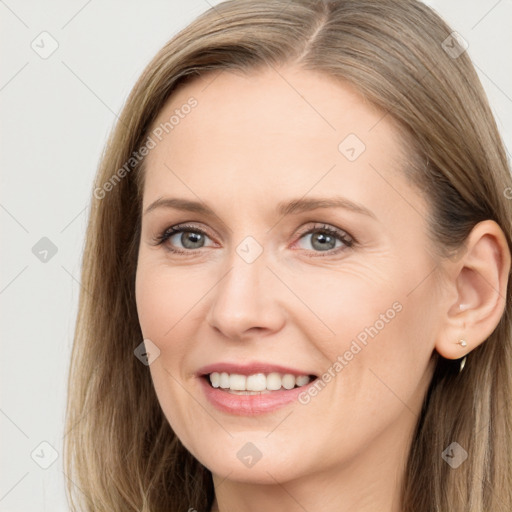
[199,376,316,416]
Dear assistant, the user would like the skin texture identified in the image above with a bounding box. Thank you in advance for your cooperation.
[135,66,510,512]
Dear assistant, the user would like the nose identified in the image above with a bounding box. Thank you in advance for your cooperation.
[205,249,286,341]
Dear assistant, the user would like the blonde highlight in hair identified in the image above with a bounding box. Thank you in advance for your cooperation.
[64,1,512,510]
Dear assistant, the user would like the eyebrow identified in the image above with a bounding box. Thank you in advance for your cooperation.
[144,195,376,220]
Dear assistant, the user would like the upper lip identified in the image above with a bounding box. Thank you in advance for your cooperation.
[197,361,317,377]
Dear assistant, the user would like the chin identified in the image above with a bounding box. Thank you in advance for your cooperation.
[208,459,305,484]
[187,436,313,485]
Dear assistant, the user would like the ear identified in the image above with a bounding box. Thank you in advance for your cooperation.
[434,220,511,360]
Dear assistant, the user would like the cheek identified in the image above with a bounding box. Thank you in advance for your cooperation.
[284,261,402,352]
[135,260,203,340]
[297,259,436,400]
[135,263,204,448]
[135,263,189,395]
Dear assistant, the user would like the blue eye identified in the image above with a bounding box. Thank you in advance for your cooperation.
[154,224,214,253]
[294,224,354,255]
[153,222,355,257]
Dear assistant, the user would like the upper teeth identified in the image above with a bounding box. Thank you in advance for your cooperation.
[209,372,311,391]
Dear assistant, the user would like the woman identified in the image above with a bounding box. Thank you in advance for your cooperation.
[64,0,512,510]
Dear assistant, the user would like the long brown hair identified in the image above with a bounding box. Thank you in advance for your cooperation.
[64,0,512,510]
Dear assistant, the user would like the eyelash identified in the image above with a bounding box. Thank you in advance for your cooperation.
[152,222,355,257]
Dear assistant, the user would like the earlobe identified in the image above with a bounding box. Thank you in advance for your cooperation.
[435,220,511,360]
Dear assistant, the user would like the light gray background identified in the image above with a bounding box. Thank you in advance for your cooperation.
[1,1,511,510]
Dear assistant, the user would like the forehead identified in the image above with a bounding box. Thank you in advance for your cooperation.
[142,65,423,222]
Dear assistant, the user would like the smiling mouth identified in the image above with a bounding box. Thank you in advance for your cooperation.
[204,372,318,394]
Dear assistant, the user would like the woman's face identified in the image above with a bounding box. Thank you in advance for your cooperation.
[135,66,444,484]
